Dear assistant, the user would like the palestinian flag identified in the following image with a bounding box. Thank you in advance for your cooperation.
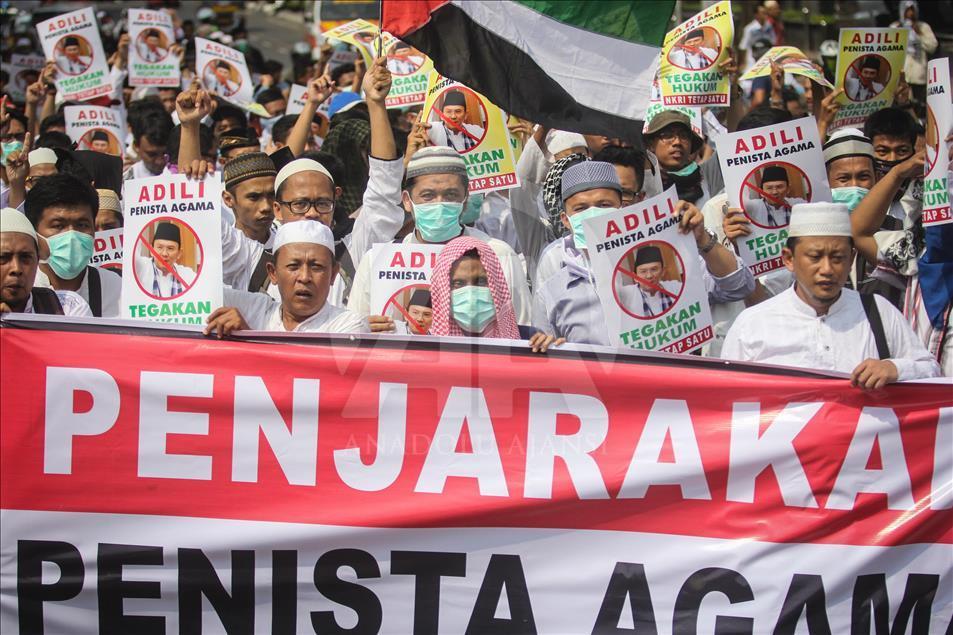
[382,0,675,137]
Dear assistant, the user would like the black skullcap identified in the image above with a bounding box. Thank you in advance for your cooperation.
[443,90,467,108]
[64,37,80,47]
[408,288,432,308]
[761,165,789,183]
[685,28,704,40]
[634,245,663,266]
[146,29,161,38]
[861,56,881,71]
[153,222,181,245]
[91,130,109,142]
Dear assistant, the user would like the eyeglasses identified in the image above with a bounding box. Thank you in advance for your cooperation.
[621,189,644,204]
[278,198,335,216]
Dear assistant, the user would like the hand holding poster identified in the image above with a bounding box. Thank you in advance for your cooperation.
[128,9,180,88]
[719,117,831,276]
[740,46,834,89]
[583,186,714,353]
[120,174,223,324]
[422,73,520,194]
[831,28,907,132]
[385,40,433,109]
[36,7,111,102]
[369,243,443,335]
[64,105,125,157]
[91,228,123,272]
[6,54,46,103]
[923,58,952,226]
[658,0,733,106]
[194,37,268,117]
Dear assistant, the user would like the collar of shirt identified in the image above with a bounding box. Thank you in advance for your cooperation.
[787,284,851,320]
[269,300,332,332]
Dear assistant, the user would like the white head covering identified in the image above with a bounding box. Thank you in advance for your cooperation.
[272,219,335,254]
[1,207,38,242]
[28,148,57,168]
[788,202,852,238]
[275,158,334,192]
[548,130,587,156]
[822,128,874,165]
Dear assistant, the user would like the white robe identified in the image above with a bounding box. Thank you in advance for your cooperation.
[55,54,92,75]
[428,122,486,152]
[744,196,807,227]
[34,266,122,317]
[845,76,884,102]
[722,286,941,380]
[134,256,197,298]
[19,289,91,316]
[137,43,168,63]
[223,287,367,333]
[670,46,719,70]
[618,279,683,318]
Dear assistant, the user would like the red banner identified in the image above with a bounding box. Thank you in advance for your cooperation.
[1,318,951,633]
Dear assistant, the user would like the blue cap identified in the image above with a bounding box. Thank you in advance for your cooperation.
[327,92,364,118]
[561,160,622,202]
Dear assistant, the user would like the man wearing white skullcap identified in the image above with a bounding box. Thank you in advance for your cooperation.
[216,57,406,307]
[0,207,91,316]
[206,220,368,336]
[722,202,939,387]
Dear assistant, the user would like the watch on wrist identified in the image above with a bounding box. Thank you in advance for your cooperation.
[699,228,718,253]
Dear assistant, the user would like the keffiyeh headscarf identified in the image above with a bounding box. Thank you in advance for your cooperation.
[542,153,589,237]
[430,236,520,339]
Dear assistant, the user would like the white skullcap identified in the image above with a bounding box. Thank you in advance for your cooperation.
[822,127,873,164]
[275,158,334,192]
[548,130,587,155]
[788,202,852,238]
[1,207,37,242]
[272,219,335,255]
[28,147,57,167]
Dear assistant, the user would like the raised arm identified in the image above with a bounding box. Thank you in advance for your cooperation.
[175,86,213,169]
[285,73,335,158]
[364,56,396,160]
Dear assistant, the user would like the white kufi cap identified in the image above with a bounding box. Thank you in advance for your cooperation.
[1,207,37,242]
[28,148,57,167]
[788,202,852,238]
[275,158,334,192]
[547,130,587,155]
[272,219,335,254]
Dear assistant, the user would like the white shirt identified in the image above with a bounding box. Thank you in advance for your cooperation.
[137,43,168,63]
[55,54,92,75]
[223,287,367,333]
[845,76,885,102]
[618,279,684,317]
[722,286,941,381]
[34,266,122,317]
[20,289,92,317]
[428,122,486,152]
[134,256,197,298]
[203,70,240,97]
[670,46,719,70]
[744,196,807,227]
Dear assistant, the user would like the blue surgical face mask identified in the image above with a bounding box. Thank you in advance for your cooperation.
[413,201,463,243]
[669,161,699,177]
[568,206,618,250]
[44,231,94,280]
[1,140,23,166]
[460,193,484,225]
[832,186,869,213]
[451,285,496,334]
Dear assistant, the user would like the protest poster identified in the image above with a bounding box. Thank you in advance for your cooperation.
[3,319,949,634]
[64,105,125,158]
[644,102,703,138]
[923,58,952,227]
[720,117,831,276]
[369,243,443,335]
[385,39,433,109]
[323,19,395,68]
[91,228,123,272]
[285,83,308,115]
[658,0,733,106]
[120,174,223,325]
[328,48,359,74]
[194,37,268,117]
[831,28,907,132]
[127,9,180,88]
[6,54,45,103]
[740,46,834,88]
[583,186,714,353]
[36,7,111,102]
[422,72,520,194]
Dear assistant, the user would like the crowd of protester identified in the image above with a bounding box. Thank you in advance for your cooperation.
[1,1,950,387]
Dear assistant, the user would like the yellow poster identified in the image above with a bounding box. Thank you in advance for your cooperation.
[831,28,907,132]
[658,0,733,107]
[322,19,395,68]
[421,72,520,194]
[384,39,433,109]
[740,46,834,89]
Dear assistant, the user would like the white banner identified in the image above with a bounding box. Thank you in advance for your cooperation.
[36,7,111,102]
[120,174,223,324]
[91,228,123,272]
[582,186,714,353]
[64,105,125,158]
[195,37,266,117]
[924,58,952,227]
[369,243,442,335]
[719,117,830,276]
[128,9,180,88]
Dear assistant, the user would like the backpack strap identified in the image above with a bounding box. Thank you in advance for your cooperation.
[30,288,64,315]
[861,293,890,360]
[248,250,276,293]
[86,266,102,317]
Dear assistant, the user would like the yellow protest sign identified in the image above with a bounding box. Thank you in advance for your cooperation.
[384,40,433,109]
[323,19,395,68]
[831,28,907,132]
[658,0,733,107]
[740,46,834,89]
[421,72,520,194]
